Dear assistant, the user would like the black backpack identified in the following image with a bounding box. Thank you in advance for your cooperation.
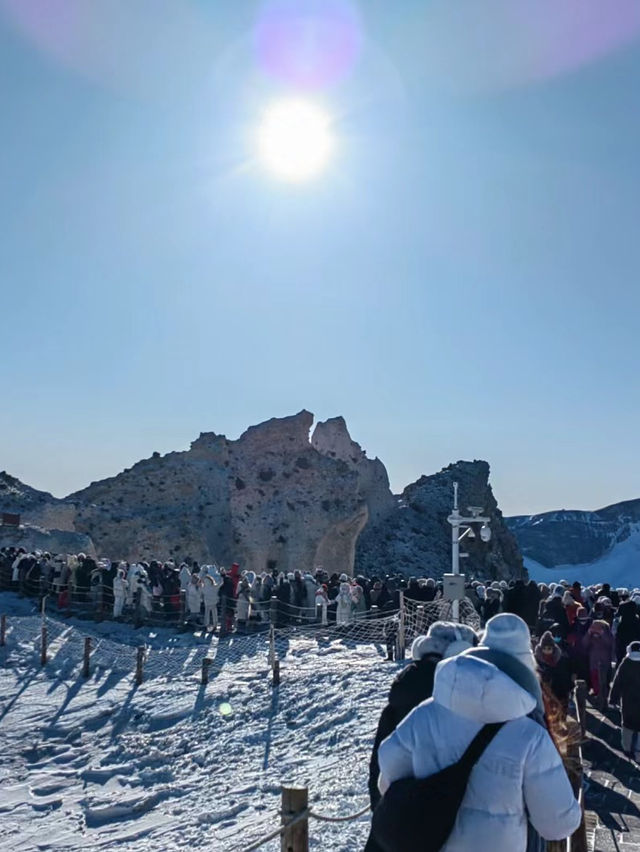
[369,722,504,852]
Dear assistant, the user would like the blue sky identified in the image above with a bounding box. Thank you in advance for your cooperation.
[1,1,640,516]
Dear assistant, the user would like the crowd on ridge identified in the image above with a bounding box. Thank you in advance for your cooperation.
[1,545,448,632]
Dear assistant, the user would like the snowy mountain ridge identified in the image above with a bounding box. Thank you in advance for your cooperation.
[508,498,640,587]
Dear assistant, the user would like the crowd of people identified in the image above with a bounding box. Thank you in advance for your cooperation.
[364,579,640,851]
[3,543,640,849]
[366,613,584,852]
[0,546,446,632]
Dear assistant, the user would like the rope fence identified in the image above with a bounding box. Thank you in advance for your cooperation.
[240,787,371,852]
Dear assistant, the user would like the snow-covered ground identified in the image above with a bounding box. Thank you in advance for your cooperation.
[526,522,640,589]
[0,593,392,851]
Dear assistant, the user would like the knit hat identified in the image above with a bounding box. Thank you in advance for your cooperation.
[539,630,555,649]
[339,573,348,582]
[411,621,478,661]
[481,613,537,673]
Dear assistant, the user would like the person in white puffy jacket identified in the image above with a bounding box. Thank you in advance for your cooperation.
[202,573,219,631]
[186,574,202,623]
[113,567,128,619]
[377,653,581,852]
[335,577,354,626]
[179,563,192,591]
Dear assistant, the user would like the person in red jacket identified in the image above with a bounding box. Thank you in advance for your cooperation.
[229,563,241,596]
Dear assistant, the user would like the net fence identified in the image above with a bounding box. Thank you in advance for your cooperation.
[0,588,481,684]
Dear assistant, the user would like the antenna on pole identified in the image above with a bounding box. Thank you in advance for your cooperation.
[453,481,459,512]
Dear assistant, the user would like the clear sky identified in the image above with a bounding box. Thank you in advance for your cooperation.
[2,1,640,517]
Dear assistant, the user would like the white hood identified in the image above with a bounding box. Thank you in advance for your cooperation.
[433,654,536,724]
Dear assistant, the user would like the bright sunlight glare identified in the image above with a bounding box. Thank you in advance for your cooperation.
[257,99,333,182]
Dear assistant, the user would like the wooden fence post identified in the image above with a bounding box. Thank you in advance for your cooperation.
[0,614,6,647]
[135,646,145,685]
[40,624,47,666]
[270,595,279,626]
[575,679,587,740]
[179,590,186,625]
[397,591,406,660]
[565,718,588,852]
[201,657,212,685]
[281,786,308,852]
[82,638,92,678]
[273,658,280,687]
[268,625,276,667]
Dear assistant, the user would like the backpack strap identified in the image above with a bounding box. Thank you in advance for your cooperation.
[457,722,505,770]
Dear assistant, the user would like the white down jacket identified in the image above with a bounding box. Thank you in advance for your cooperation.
[378,654,581,852]
[202,576,219,607]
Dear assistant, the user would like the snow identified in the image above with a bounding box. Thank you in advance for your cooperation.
[0,593,392,851]
[525,522,640,589]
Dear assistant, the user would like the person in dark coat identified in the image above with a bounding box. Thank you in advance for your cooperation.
[482,586,502,622]
[615,601,640,665]
[219,570,235,634]
[367,621,478,811]
[405,577,421,602]
[504,579,528,621]
[610,641,640,759]
[541,588,571,638]
[422,578,437,602]
[523,580,541,630]
[535,631,573,719]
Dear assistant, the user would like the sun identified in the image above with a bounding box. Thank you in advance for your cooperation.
[257,98,333,182]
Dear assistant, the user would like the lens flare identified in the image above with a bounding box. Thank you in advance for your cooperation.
[254,0,362,91]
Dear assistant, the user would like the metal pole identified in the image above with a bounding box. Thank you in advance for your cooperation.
[397,591,406,659]
[0,614,5,647]
[201,657,212,685]
[451,483,460,623]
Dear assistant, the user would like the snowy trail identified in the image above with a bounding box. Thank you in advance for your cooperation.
[0,593,392,850]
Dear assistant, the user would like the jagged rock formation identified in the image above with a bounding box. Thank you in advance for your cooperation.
[355,460,525,581]
[63,411,393,575]
[507,499,640,569]
[1,417,523,581]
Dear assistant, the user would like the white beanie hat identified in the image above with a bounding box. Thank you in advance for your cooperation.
[411,621,478,661]
[481,613,536,673]
[339,573,348,582]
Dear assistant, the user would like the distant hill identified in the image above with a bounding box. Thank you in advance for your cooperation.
[507,499,640,587]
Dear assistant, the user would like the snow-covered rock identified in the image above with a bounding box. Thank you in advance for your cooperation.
[355,460,524,581]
